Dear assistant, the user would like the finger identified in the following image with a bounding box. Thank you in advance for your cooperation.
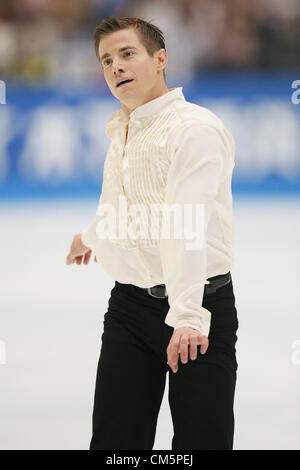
[167,338,180,373]
[170,341,180,365]
[83,250,92,265]
[75,255,83,265]
[66,254,75,265]
[179,335,189,364]
[167,361,178,373]
[94,255,97,262]
[167,359,178,373]
[199,336,209,354]
[169,335,181,367]
[189,336,198,360]
[167,347,177,372]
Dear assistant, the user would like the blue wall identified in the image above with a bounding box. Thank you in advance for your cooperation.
[0,72,299,199]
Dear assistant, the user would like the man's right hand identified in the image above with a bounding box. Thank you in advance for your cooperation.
[66,233,97,265]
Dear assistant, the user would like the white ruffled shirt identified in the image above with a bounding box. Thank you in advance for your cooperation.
[81,87,236,336]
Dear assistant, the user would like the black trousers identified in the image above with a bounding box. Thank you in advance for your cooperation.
[89,275,239,450]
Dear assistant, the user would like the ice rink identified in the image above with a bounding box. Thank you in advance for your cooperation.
[0,196,299,450]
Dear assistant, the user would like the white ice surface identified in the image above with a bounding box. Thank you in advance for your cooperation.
[0,196,299,450]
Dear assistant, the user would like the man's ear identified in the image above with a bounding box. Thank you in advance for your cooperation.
[156,48,168,73]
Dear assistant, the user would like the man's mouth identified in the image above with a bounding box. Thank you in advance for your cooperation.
[116,79,134,88]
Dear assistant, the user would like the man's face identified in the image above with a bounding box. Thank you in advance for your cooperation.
[98,28,166,107]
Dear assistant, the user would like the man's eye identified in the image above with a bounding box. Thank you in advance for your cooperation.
[102,52,133,67]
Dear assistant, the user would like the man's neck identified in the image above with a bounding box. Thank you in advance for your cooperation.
[121,85,170,120]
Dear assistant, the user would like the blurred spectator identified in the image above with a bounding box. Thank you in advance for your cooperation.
[128,0,202,82]
[255,0,300,68]
[0,0,299,86]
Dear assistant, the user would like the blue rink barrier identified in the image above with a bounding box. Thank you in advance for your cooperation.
[0,72,300,199]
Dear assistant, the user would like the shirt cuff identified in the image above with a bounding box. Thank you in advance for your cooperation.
[163,279,211,337]
[81,217,99,251]
[166,308,211,337]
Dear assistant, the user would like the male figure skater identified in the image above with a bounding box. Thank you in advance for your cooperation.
[66,17,239,450]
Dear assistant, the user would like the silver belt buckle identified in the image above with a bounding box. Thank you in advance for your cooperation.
[205,272,231,294]
[147,285,168,299]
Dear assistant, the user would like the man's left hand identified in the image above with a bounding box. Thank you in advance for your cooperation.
[167,327,209,373]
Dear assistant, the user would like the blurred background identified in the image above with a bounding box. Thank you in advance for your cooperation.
[0,0,299,450]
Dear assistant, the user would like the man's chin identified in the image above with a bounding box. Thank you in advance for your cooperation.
[116,88,136,100]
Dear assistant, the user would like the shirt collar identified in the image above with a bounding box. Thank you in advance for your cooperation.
[106,87,185,138]
[130,86,185,119]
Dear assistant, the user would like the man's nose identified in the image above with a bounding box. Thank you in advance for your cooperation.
[112,59,125,73]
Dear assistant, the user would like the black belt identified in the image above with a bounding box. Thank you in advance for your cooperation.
[139,272,232,299]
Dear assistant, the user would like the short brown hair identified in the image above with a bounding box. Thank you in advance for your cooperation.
[94,17,167,82]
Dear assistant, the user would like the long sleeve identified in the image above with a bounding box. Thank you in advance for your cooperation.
[81,215,101,250]
[160,123,227,336]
